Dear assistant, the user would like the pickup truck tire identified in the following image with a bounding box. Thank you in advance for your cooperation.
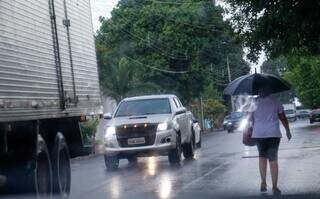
[128,156,138,165]
[168,133,182,166]
[183,133,195,159]
[196,131,202,148]
[52,133,71,197]
[104,155,119,171]
[33,135,53,196]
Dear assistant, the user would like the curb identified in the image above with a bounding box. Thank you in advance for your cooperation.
[71,144,104,162]
[71,153,103,163]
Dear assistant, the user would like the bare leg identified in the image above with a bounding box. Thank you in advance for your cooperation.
[259,157,267,189]
[269,160,278,189]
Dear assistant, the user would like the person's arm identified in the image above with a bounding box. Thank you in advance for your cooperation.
[278,112,292,141]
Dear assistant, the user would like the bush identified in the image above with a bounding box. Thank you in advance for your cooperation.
[79,116,99,146]
[204,99,227,129]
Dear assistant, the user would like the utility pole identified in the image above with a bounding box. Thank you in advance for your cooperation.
[200,95,204,130]
[227,56,235,111]
[227,56,231,82]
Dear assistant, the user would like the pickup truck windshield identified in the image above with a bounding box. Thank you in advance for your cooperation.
[285,110,295,114]
[115,98,171,117]
[230,112,244,119]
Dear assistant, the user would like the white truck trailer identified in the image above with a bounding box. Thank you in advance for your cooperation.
[0,0,101,196]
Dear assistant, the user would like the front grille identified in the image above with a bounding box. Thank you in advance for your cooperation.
[116,123,157,147]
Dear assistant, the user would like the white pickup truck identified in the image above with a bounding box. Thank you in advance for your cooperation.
[283,103,297,122]
[103,95,196,169]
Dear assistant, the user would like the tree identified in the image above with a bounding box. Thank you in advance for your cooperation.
[261,57,287,76]
[96,0,249,104]
[98,57,158,103]
[224,0,320,61]
[284,56,320,109]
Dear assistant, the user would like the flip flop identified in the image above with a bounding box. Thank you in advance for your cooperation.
[273,187,282,196]
[260,183,267,192]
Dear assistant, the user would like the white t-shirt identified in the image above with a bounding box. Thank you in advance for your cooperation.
[252,96,284,138]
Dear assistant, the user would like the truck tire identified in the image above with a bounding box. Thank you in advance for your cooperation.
[1,135,52,196]
[51,132,71,197]
[168,133,182,166]
[183,133,195,159]
[104,155,119,171]
[33,135,53,196]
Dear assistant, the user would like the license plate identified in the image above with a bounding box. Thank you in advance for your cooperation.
[128,137,145,145]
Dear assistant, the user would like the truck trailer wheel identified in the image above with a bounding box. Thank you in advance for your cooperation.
[104,155,119,171]
[52,133,71,197]
[183,133,195,159]
[33,135,53,197]
[168,133,182,166]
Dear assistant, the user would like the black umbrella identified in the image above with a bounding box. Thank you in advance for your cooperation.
[223,73,291,96]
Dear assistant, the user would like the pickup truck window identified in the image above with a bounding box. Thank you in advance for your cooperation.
[176,97,183,107]
[172,98,179,108]
[115,98,172,117]
[173,97,181,108]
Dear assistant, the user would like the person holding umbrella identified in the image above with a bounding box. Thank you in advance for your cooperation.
[224,73,292,196]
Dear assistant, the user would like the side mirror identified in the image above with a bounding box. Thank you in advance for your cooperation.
[103,113,112,120]
[175,107,186,115]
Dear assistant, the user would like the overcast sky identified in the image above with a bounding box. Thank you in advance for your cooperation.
[91,0,118,32]
[90,0,265,71]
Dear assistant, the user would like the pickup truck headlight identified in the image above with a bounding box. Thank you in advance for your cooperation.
[105,126,116,139]
[157,122,168,131]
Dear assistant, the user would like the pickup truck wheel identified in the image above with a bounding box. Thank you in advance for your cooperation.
[52,133,71,197]
[183,133,195,159]
[196,131,202,148]
[104,155,119,171]
[128,156,138,163]
[168,133,182,166]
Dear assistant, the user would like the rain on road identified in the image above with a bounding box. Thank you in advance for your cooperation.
[68,120,320,199]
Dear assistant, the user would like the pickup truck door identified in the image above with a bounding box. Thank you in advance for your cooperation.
[173,97,188,143]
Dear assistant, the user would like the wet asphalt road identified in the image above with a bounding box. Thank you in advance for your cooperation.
[70,120,320,199]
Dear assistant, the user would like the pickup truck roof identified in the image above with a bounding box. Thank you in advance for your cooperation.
[123,94,177,101]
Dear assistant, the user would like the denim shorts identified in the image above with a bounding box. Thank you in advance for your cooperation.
[255,138,280,161]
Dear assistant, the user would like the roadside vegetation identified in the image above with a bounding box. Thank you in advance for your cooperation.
[95,0,250,127]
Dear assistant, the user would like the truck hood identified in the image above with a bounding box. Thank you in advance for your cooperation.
[107,114,172,127]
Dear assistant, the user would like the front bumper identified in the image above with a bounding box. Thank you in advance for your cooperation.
[310,116,320,122]
[104,129,176,157]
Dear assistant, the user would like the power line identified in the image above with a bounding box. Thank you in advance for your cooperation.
[145,0,213,5]
[125,55,190,74]
[114,14,191,60]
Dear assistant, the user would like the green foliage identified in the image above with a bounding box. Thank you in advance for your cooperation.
[261,57,288,76]
[98,56,159,102]
[284,56,320,109]
[203,83,221,100]
[203,99,227,128]
[80,117,100,146]
[96,0,249,104]
[225,0,320,61]
[260,57,294,104]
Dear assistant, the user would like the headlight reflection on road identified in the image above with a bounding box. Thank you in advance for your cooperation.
[159,174,172,199]
[244,146,250,156]
[146,156,158,176]
[109,176,121,199]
